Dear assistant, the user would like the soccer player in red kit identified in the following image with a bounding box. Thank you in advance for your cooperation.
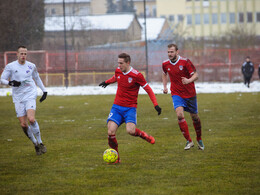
[162,44,204,150]
[99,53,162,163]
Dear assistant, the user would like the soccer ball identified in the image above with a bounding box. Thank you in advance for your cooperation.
[103,149,118,163]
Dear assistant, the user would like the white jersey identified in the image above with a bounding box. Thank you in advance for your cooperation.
[1,60,46,103]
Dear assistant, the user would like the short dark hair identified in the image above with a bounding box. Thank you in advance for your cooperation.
[17,45,27,51]
[118,53,131,63]
[168,44,178,51]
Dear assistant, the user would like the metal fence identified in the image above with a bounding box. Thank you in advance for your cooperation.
[1,46,259,87]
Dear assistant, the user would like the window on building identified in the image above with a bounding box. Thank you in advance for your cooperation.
[247,12,253,22]
[257,12,260,22]
[221,13,226,24]
[72,7,77,15]
[169,15,175,22]
[65,7,71,15]
[78,6,90,16]
[51,8,56,15]
[187,14,192,25]
[152,5,156,17]
[178,14,184,22]
[212,13,218,24]
[195,14,200,24]
[146,6,150,16]
[204,13,209,24]
[229,13,235,24]
[239,13,244,23]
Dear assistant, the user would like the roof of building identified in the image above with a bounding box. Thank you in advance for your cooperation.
[138,18,167,40]
[45,14,138,31]
[45,0,91,4]
[126,0,155,1]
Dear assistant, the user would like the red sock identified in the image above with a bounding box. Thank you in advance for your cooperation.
[178,118,192,142]
[193,119,202,141]
[134,128,146,139]
[108,135,119,159]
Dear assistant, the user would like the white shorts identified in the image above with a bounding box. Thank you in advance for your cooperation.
[14,99,36,117]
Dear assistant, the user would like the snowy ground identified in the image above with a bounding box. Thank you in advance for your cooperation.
[0,81,259,96]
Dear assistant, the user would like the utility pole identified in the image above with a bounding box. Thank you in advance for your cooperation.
[63,0,69,88]
[143,0,149,82]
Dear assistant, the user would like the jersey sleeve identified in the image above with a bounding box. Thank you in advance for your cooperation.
[136,72,147,87]
[186,59,196,76]
[0,65,11,85]
[162,63,167,74]
[32,65,46,92]
[143,84,158,107]
[106,75,117,84]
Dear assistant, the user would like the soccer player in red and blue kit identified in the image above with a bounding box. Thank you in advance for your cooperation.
[99,53,162,164]
[162,44,204,150]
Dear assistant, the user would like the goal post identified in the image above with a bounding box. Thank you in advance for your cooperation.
[4,50,50,85]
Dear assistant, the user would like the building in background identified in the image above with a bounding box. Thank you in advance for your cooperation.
[44,14,142,50]
[45,0,156,17]
[130,0,156,17]
[138,18,172,40]
[45,0,106,16]
[157,0,260,39]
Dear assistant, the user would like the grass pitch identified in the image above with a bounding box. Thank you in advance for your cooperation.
[0,92,259,194]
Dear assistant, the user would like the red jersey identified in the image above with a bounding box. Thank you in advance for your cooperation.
[162,56,196,98]
[111,67,148,108]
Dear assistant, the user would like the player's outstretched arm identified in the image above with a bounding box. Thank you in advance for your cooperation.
[99,81,109,88]
[143,85,162,115]
[99,75,117,88]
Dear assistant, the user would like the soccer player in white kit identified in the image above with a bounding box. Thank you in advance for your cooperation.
[1,46,48,155]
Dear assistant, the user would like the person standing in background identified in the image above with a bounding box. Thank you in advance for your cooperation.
[241,56,254,88]
[258,64,260,79]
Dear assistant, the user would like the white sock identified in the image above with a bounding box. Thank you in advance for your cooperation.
[27,126,37,145]
[31,120,43,144]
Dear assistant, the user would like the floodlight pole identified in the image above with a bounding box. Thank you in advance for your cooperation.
[63,0,69,88]
[143,0,149,82]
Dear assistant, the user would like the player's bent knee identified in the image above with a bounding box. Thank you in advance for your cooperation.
[108,129,116,136]
[177,115,185,121]
[192,117,199,122]
[126,128,135,135]
[28,117,35,124]
[176,112,184,120]
[191,114,199,122]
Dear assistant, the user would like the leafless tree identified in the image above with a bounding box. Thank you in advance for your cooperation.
[0,0,44,51]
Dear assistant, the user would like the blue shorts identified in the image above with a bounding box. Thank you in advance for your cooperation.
[107,104,137,126]
[172,95,198,114]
